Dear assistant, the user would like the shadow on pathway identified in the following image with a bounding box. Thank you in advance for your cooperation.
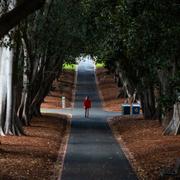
[42,58,137,180]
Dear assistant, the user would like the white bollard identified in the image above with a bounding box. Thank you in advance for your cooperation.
[62,96,65,108]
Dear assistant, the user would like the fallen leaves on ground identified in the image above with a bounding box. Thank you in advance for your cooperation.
[0,115,70,179]
[96,67,180,179]
[0,69,74,179]
[41,69,75,109]
[109,116,180,179]
[96,68,125,111]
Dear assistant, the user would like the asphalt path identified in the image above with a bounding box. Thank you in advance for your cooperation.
[42,58,137,180]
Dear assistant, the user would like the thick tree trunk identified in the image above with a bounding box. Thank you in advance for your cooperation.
[17,36,31,126]
[9,86,24,135]
[162,110,173,127]
[4,47,13,134]
[0,45,24,135]
[29,56,64,118]
[157,68,173,125]
[117,71,133,100]
[17,91,31,126]
[0,47,7,136]
[30,75,54,117]
[141,87,157,120]
[163,102,180,135]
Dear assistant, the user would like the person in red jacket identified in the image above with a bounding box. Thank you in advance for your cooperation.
[83,96,91,118]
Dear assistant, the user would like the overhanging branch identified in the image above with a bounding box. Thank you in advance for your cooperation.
[0,0,45,39]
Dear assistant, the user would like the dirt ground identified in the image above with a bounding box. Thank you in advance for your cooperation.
[96,68,125,111]
[0,69,75,179]
[41,69,75,109]
[96,67,180,180]
[0,115,70,180]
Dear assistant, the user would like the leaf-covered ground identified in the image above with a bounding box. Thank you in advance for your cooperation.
[41,69,75,109]
[0,69,74,179]
[0,115,70,179]
[96,68,125,112]
[96,67,180,179]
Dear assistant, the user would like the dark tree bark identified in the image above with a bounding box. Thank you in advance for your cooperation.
[29,59,63,118]
[163,103,180,135]
[17,35,32,126]
[140,87,157,120]
[0,0,45,39]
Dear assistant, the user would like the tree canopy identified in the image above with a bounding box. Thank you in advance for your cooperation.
[0,0,179,135]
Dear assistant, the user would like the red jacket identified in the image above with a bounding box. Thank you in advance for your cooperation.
[84,99,91,108]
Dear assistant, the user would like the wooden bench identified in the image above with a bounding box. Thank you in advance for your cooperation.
[160,158,180,178]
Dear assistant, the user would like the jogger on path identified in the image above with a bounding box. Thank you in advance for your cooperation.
[83,96,91,118]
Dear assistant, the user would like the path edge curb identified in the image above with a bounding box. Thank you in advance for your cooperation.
[107,117,144,180]
[43,113,72,180]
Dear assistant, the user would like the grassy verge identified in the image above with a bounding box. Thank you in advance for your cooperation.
[96,63,105,68]
[63,63,76,71]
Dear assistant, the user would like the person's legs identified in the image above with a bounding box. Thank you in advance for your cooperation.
[85,108,90,118]
[87,108,89,118]
[85,108,87,117]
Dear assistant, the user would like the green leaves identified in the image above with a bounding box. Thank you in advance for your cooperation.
[78,0,180,117]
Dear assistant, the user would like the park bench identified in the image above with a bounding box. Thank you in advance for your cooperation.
[160,158,180,179]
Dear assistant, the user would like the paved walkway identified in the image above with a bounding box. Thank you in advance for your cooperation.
[58,59,137,180]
